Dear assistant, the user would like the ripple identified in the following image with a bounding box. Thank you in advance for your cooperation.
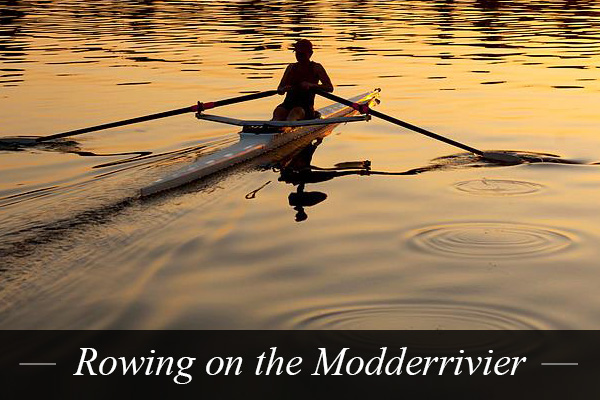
[454,179,544,196]
[406,222,573,258]
[269,300,556,353]
[291,302,548,330]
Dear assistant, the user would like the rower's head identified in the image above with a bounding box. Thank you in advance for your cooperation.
[293,39,313,63]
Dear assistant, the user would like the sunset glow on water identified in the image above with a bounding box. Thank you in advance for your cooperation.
[1,0,600,330]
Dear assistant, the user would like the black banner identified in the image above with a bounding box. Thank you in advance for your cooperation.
[3,331,598,398]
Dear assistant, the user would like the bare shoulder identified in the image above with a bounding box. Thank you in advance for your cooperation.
[312,62,327,71]
[281,63,294,78]
[313,62,331,76]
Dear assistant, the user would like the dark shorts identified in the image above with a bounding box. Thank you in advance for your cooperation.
[278,100,316,120]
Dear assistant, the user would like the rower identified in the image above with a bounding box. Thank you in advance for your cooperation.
[272,39,334,122]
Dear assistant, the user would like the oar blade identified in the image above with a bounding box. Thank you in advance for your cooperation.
[481,151,522,165]
[0,136,40,146]
[334,160,371,169]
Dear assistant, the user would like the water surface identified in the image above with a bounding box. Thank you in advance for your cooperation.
[1,0,600,329]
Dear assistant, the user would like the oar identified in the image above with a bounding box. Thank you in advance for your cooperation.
[314,89,521,164]
[1,90,279,146]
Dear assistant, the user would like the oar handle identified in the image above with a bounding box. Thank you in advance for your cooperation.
[314,89,484,156]
[36,89,279,143]
[198,90,278,111]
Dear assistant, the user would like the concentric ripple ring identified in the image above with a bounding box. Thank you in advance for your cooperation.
[266,300,559,353]
[454,179,544,196]
[406,222,573,258]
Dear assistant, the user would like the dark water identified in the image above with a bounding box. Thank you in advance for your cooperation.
[1,0,600,329]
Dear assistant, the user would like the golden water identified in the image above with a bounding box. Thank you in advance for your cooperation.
[1,0,599,329]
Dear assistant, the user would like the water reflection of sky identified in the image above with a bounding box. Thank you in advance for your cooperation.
[2,1,600,330]
[1,1,599,86]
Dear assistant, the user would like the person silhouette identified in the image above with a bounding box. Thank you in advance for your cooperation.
[272,39,334,122]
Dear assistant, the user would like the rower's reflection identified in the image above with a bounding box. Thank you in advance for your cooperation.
[276,137,371,222]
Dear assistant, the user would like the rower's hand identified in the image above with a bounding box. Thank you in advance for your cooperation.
[277,85,292,95]
[300,81,315,91]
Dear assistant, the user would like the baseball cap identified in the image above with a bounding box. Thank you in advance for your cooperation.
[293,39,313,52]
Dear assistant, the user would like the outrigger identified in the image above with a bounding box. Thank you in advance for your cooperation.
[140,88,520,196]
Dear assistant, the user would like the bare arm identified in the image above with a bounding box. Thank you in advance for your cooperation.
[277,64,293,94]
[315,63,334,92]
[301,63,333,92]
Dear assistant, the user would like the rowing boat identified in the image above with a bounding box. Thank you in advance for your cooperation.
[2,83,520,170]
[140,89,380,197]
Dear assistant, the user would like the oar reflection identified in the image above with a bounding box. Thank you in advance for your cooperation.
[263,138,595,222]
